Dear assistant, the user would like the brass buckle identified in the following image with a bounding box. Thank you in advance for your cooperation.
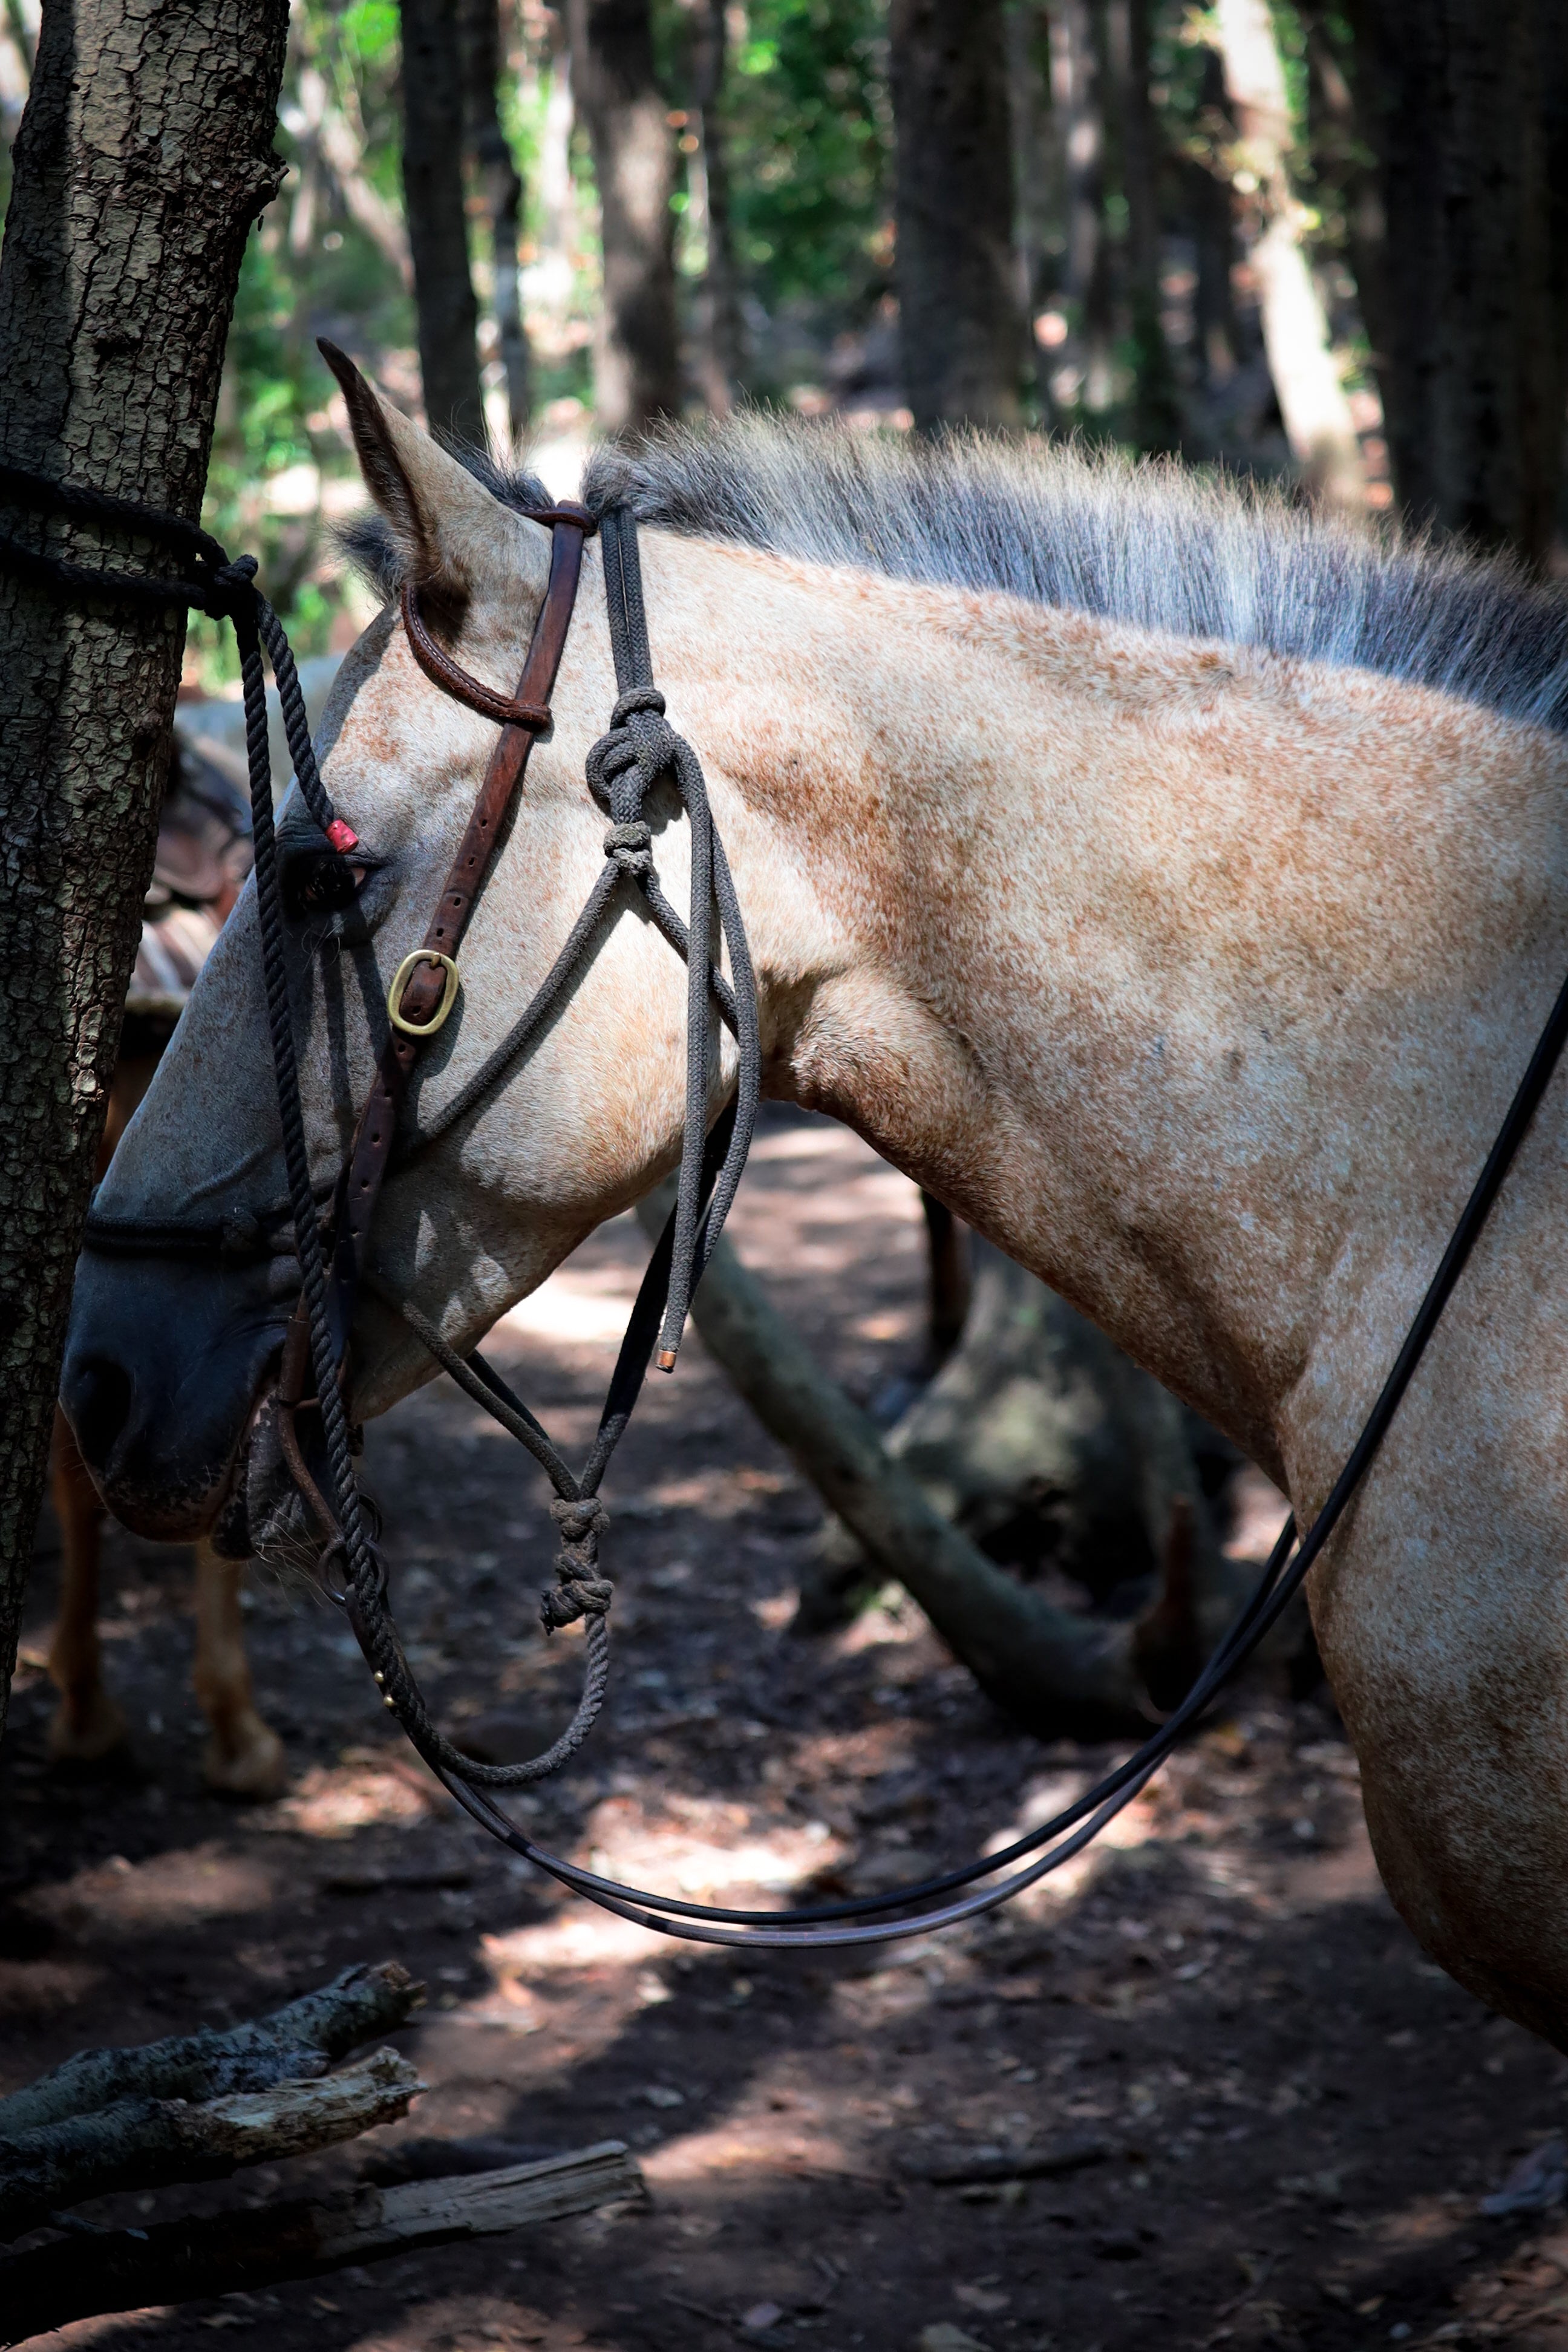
[387,949,460,1038]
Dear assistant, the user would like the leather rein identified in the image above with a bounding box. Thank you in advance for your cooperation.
[18,459,1568,1951]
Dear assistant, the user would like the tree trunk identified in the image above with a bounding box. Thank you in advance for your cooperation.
[0,0,289,1743]
[887,0,1024,432]
[1180,46,1241,401]
[1003,0,1056,421]
[1105,0,1180,453]
[305,65,415,291]
[1212,0,1365,509]
[1341,0,1568,566]
[461,0,532,442]
[687,0,743,416]
[566,0,680,435]
[1298,4,1388,393]
[1051,0,1116,417]
[399,0,486,445]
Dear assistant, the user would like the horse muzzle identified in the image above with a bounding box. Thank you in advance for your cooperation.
[60,1248,292,1544]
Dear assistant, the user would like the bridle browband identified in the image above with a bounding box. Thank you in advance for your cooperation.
[12,456,1568,1952]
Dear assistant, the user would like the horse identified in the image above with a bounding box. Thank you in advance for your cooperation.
[45,736,286,1797]
[62,356,1568,2042]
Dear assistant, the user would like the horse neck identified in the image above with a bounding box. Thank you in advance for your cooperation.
[648,535,1567,1473]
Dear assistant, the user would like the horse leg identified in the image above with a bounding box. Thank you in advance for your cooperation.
[192,1541,287,1798]
[45,1407,130,1762]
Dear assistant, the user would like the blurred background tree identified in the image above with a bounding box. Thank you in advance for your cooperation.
[4,0,1563,684]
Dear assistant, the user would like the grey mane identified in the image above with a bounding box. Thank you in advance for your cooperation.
[582,415,1568,737]
[339,416,1568,736]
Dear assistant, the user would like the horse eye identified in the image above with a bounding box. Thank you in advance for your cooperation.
[284,848,367,919]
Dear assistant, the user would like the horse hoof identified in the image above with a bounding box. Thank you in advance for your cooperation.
[46,1692,131,1766]
[203,1719,287,1800]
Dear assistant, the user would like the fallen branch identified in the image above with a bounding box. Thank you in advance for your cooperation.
[0,2048,423,2241]
[0,2143,642,2342]
[0,1961,419,2140]
[903,2132,1112,2185]
[635,1191,1189,1730]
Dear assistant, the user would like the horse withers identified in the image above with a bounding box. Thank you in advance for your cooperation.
[64,361,1568,2040]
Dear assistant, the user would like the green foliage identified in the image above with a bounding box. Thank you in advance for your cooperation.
[726,0,891,321]
[186,0,414,687]
[661,0,893,384]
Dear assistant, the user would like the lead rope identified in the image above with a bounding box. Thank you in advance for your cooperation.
[586,507,761,1363]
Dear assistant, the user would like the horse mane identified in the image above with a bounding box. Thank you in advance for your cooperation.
[338,414,1568,736]
[580,414,1568,737]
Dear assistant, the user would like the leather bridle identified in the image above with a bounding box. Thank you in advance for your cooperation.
[16,455,1568,1952]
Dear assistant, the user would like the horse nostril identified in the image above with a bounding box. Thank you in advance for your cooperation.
[68,1357,135,1476]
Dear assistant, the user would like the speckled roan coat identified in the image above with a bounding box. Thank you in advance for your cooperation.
[66,374,1568,2045]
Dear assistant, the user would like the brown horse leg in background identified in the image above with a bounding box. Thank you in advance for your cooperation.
[44,1055,286,1798]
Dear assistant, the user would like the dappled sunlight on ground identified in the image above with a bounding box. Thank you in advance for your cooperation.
[7,1109,1568,2349]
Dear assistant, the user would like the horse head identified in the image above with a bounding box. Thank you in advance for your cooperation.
[63,356,752,1558]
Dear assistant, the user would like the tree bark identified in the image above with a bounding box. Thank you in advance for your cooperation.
[0,1961,419,2138]
[399,0,486,445]
[566,0,681,434]
[1341,0,1568,565]
[687,0,743,416]
[1213,0,1365,509]
[0,0,290,1745]
[0,2049,423,2241]
[1105,0,1180,453]
[887,0,1024,432]
[1003,0,1059,423]
[461,0,532,441]
[1051,0,1116,417]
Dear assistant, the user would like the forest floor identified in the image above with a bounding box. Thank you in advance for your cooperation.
[4,1108,1567,2352]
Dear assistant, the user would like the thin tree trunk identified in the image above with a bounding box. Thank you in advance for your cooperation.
[1052,0,1115,417]
[1341,0,1568,566]
[1106,0,1179,452]
[887,0,1024,432]
[461,0,532,442]
[533,2,578,332]
[1004,0,1058,423]
[566,0,681,434]
[1212,0,1365,509]
[1298,4,1388,393]
[1182,45,1240,399]
[687,0,742,416]
[0,0,289,1743]
[307,67,414,291]
[400,0,486,445]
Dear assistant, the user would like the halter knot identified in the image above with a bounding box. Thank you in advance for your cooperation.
[611,684,666,726]
[604,818,653,876]
[542,1493,613,1632]
[584,682,681,818]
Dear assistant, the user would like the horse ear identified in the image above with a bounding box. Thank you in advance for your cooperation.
[317,339,546,599]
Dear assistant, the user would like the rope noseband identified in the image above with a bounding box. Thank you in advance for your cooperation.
[8,454,1568,1952]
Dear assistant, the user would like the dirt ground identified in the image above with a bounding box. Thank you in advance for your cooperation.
[5,1108,1567,2352]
